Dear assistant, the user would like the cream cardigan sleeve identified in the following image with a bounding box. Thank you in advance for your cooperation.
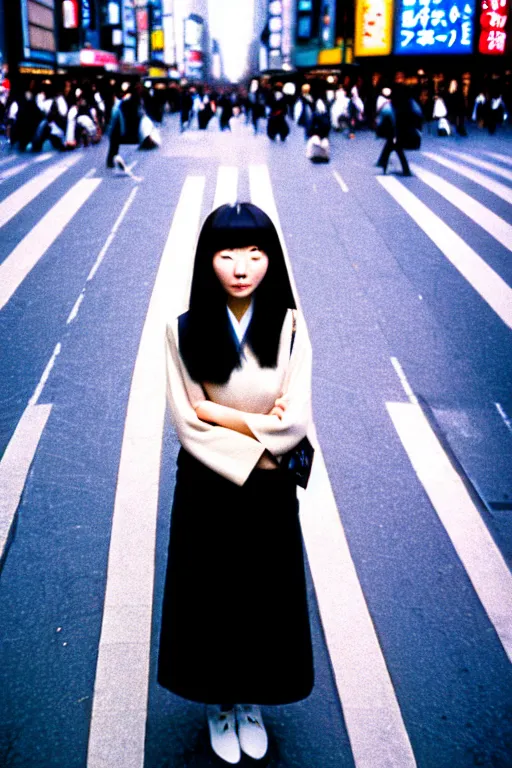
[165,317,266,486]
[243,309,313,458]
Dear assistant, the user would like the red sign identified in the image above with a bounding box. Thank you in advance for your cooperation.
[80,49,119,67]
[62,0,79,29]
[186,50,203,62]
[479,0,509,53]
[136,9,148,32]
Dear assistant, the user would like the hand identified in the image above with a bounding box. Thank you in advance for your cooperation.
[256,450,279,469]
[194,400,219,424]
[268,396,288,420]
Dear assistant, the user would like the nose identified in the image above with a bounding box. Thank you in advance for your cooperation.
[234,255,248,277]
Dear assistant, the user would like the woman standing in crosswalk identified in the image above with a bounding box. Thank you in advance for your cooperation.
[158,202,315,764]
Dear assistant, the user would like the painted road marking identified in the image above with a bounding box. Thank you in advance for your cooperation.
[87,176,206,768]
[0,151,52,170]
[0,340,62,563]
[0,161,31,182]
[0,177,101,312]
[0,404,52,566]
[444,150,512,183]
[67,188,139,325]
[29,342,62,407]
[251,164,416,767]
[0,152,52,184]
[0,154,82,229]
[423,152,512,206]
[390,357,418,404]
[495,403,512,436]
[333,169,349,193]
[387,364,512,665]
[0,155,18,169]
[1,187,140,563]
[481,151,512,167]
[213,166,238,209]
[378,176,512,330]
[411,164,512,253]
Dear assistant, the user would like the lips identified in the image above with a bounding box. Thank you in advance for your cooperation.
[232,284,250,289]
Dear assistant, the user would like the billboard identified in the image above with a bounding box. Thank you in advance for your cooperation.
[21,0,57,62]
[478,0,508,52]
[184,14,204,78]
[62,0,79,28]
[395,0,476,53]
[123,0,137,62]
[355,0,393,55]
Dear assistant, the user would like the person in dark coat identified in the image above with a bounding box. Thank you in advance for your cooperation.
[218,90,234,131]
[180,86,194,132]
[197,88,214,130]
[6,88,43,151]
[307,98,331,140]
[248,84,266,134]
[296,83,314,139]
[267,84,289,141]
[446,79,467,136]
[376,85,413,176]
[106,81,152,169]
[158,203,314,764]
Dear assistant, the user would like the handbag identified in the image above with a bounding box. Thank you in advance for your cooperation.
[280,310,315,489]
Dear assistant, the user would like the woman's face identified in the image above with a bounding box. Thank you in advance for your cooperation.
[212,245,269,300]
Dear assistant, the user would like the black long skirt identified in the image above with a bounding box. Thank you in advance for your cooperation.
[158,448,314,705]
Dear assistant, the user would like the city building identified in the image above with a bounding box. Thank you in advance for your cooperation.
[293,0,351,68]
[0,0,6,78]
[173,0,209,80]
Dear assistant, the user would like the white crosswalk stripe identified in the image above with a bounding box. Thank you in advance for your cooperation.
[444,150,512,183]
[87,176,206,768]
[0,175,101,311]
[0,153,83,229]
[378,175,512,329]
[252,163,416,767]
[411,163,512,252]
[0,154,18,168]
[0,152,53,170]
[0,152,52,184]
[423,151,512,205]
[387,364,512,665]
[213,165,238,209]
[481,151,512,167]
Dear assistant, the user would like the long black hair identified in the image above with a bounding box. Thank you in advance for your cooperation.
[179,202,296,384]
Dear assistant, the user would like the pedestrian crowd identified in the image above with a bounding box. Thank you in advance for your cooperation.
[0,73,509,177]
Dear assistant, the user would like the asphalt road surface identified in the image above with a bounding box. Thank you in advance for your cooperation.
[0,112,511,768]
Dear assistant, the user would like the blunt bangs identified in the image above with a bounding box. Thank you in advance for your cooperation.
[199,203,280,261]
[181,202,296,384]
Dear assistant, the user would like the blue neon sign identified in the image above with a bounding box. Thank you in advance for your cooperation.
[394,0,476,53]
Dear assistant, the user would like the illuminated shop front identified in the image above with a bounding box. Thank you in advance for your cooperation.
[394,0,476,54]
[4,0,58,78]
[478,0,509,53]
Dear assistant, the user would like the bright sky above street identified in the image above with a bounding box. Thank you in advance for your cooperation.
[208,0,255,82]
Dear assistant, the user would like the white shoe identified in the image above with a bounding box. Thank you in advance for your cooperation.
[235,704,268,760]
[206,705,241,764]
[113,154,127,172]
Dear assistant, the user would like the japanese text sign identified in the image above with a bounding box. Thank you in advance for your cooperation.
[355,0,394,55]
[479,0,508,52]
[395,0,476,53]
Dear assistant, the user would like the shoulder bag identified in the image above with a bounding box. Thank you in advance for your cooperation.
[280,310,315,489]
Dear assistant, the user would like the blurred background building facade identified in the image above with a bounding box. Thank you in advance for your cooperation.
[0,0,509,85]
